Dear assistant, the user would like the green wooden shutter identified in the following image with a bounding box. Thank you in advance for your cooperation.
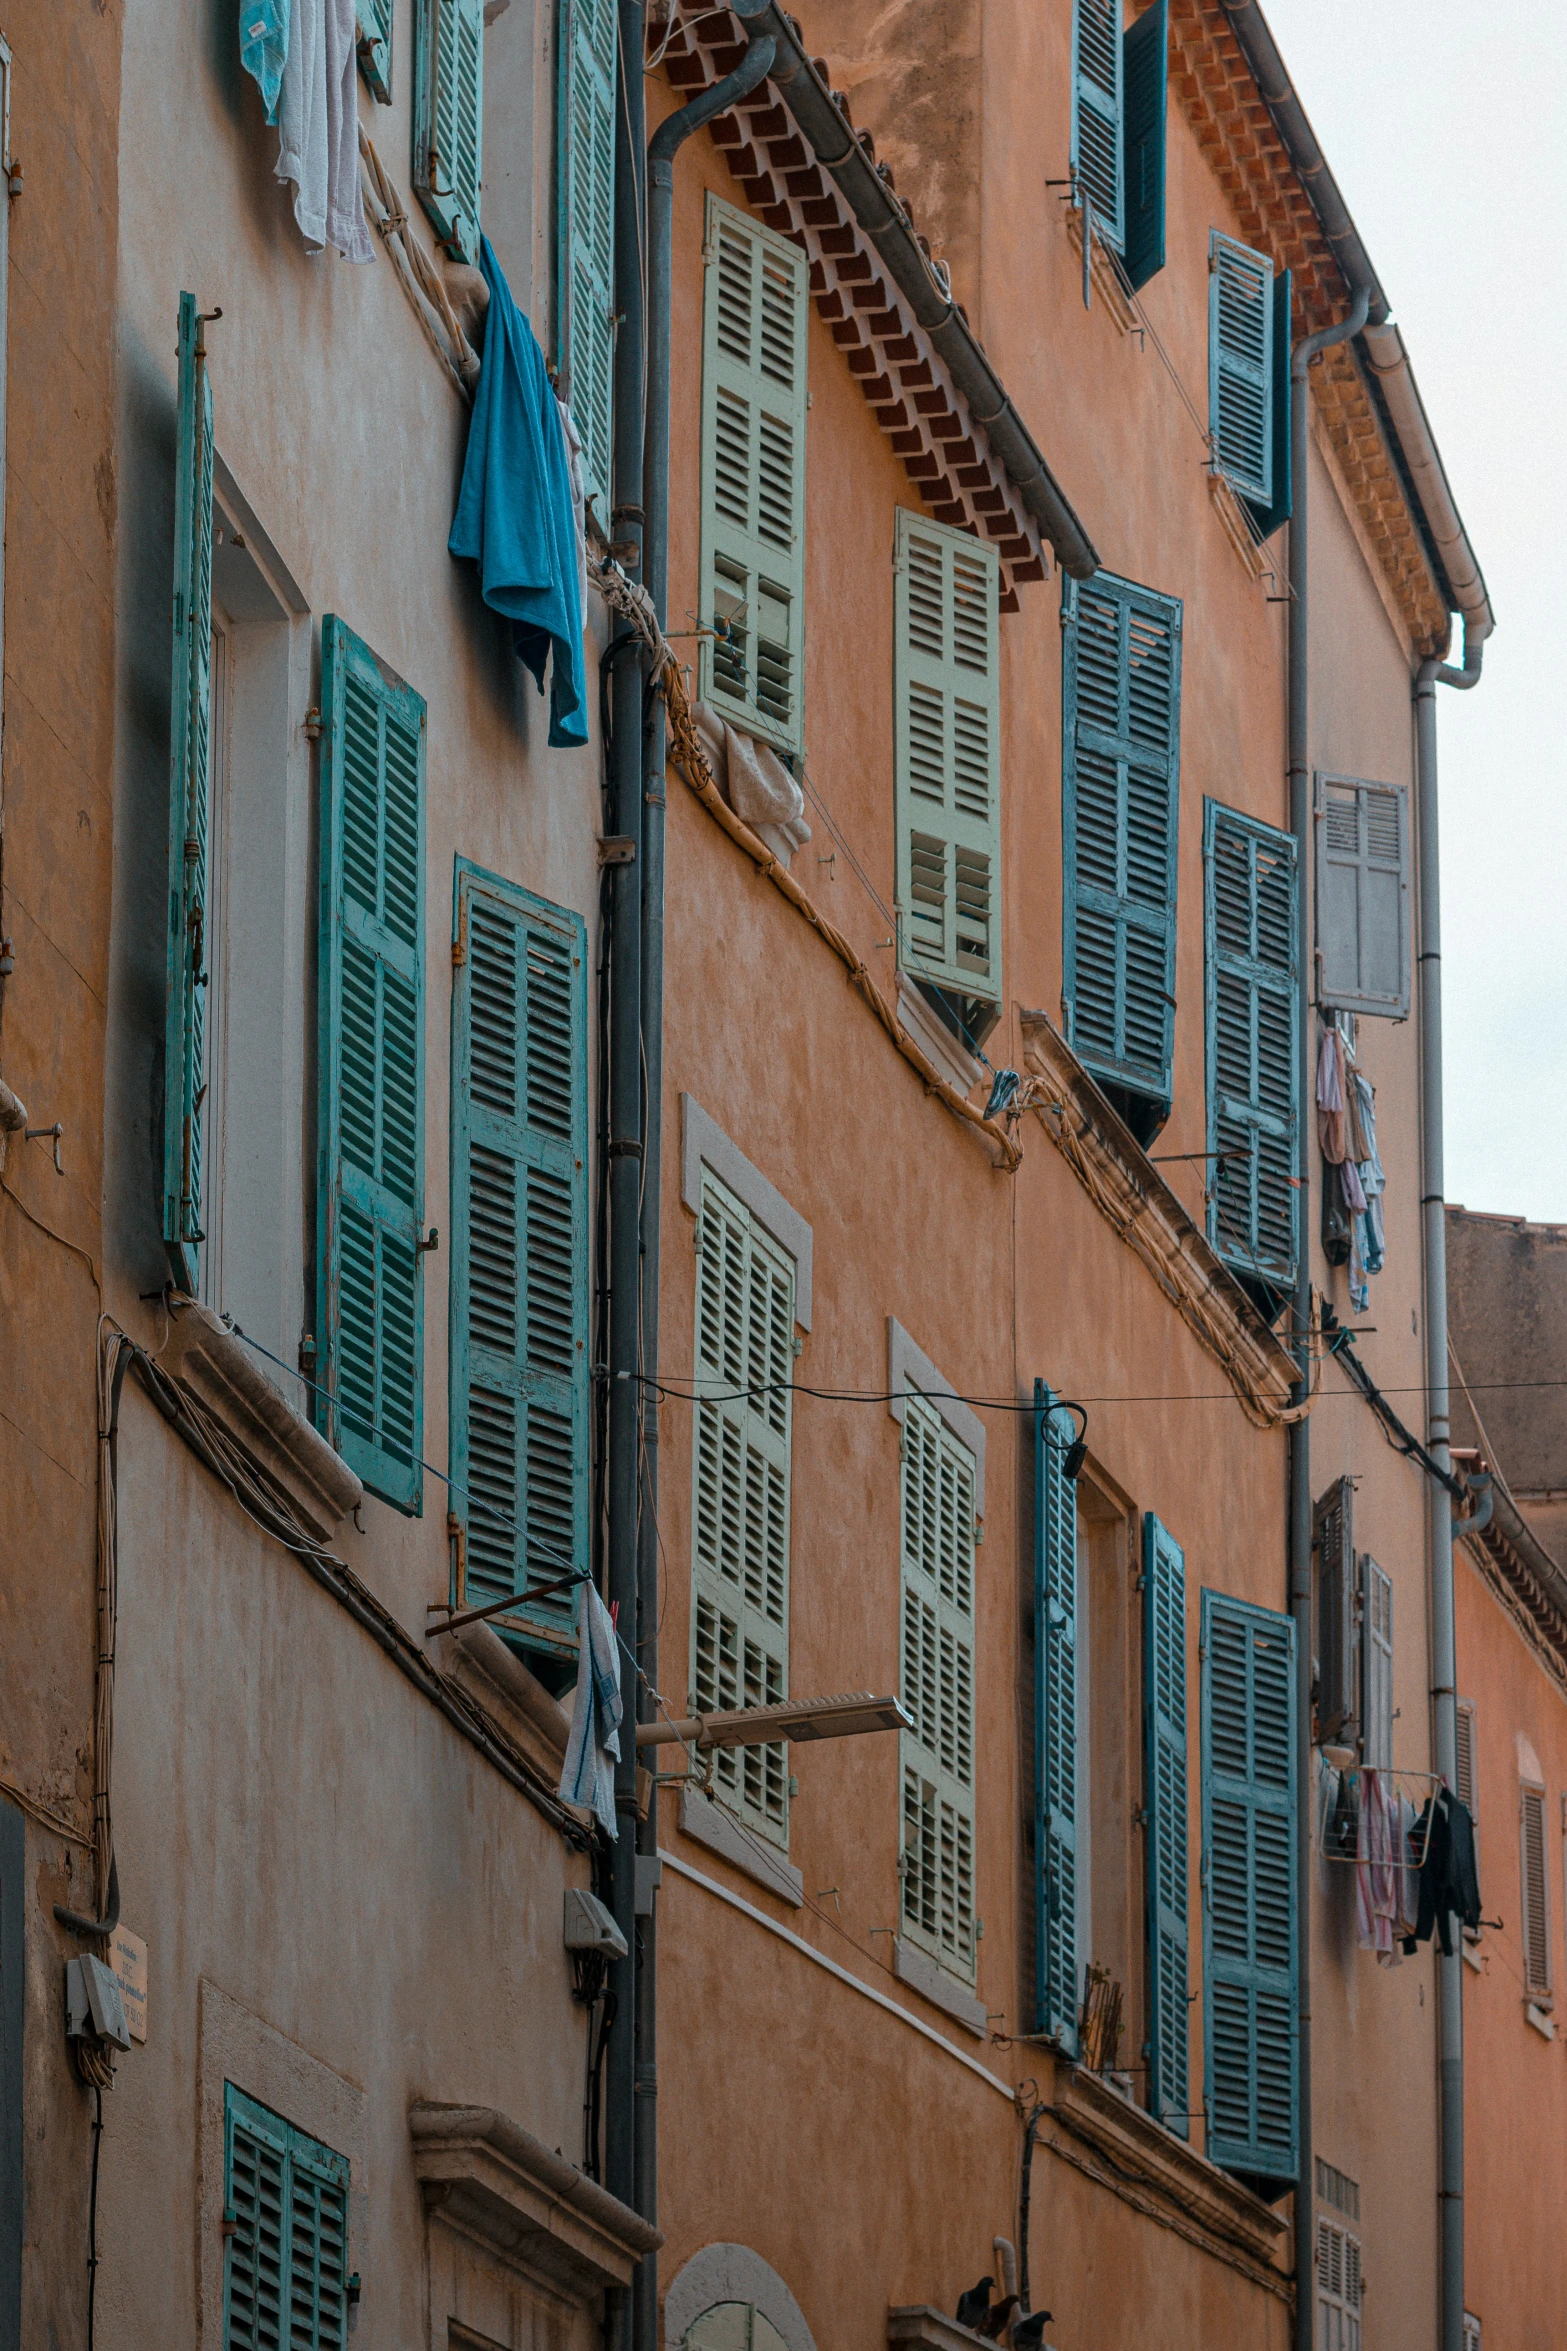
[224,2085,349,2351]
[899,1393,979,1983]
[558,0,616,518]
[355,0,393,101]
[450,863,589,1656]
[317,618,427,1515]
[1203,800,1298,1294]
[893,509,1003,1007]
[162,291,216,1276]
[691,1171,794,1846]
[698,193,809,757]
[414,0,483,263]
[1243,271,1293,540]
[1034,1382,1078,2050]
[1072,0,1123,250]
[1121,0,1167,291]
[1315,772,1411,1020]
[1062,572,1182,1105]
[1143,1511,1189,2134]
[1209,232,1274,505]
[1201,1589,1297,2182]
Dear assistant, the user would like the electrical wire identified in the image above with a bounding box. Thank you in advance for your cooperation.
[86,2084,104,2350]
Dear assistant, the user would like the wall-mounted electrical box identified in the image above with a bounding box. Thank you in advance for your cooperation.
[64,1954,132,2052]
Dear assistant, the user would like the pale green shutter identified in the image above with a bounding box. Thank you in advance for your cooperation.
[224,2085,349,2351]
[317,618,427,1515]
[1143,1512,1189,2133]
[1034,1382,1078,2051]
[1209,232,1275,505]
[899,1394,978,1983]
[558,0,616,516]
[698,194,809,756]
[162,291,215,1276]
[450,863,589,1656]
[414,0,483,264]
[1315,774,1411,1021]
[691,1171,794,1846]
[1203,799,1298,1294]
[1072,0,1124,249]
[355,0,393,101]
[893,509,1003,1007]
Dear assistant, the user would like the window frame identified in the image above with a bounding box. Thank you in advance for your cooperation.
[223,2082,349,2351]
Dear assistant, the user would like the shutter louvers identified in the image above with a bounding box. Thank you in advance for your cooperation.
[162,292,216,1278]
[1204,801,1299,1293]
[355,0,393,100]
[224,2087,350,2351]
[893,509,1003,1006]
[699,194,809,755]
[1243,270,1294,541]
[414,0,484,264]
[1314,1477,1358,1746]
[1144,1512,1189,2133]
[899,1394,979,1981]
[1316,2216,1364,2351]
[1121,0,1167,291]
[318,619,427,1515]
[1521,1783,1551,1997]
[1034,1382,1079,2051]
[451,869,589,1653]
[1315,773,1412,1021]
[559,0,616,515]
[1062,573,1182,1104]
[1202,1589,1298,2181]
[1072,0,1124,250]
[1455,1700,1477,1820]
[1360,1555,1393,1772]
[1209,233,1274,505]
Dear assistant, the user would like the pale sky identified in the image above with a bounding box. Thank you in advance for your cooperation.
[1262,1,1567,1226]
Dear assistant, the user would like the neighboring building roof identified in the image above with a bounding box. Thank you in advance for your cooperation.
[1448,1206,1567,1500]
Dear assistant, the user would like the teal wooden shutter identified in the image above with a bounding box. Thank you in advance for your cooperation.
[414,0,483,263]
[1243,271,1293,540]
[450,863,589,1656]
[355,0,393,101]
[893,509,1003,1008]
[317,618,427,1515]
[1143,1512,1189,2134]
[1209,232,1274,505]
[1072,0,1123,250]
[162,291,215,1276]
[1121,0,1167,291]
[1034,1382,1078,2050]
[1062,572,1182,1105]
[1201,1589,1297,2182]
[224,2085,349,2351]
[1315,773,1411,1020]
[899,1394,979,1983]
[558,0,616,518]
[1203,801,1298,1294]
[698,193,809,757]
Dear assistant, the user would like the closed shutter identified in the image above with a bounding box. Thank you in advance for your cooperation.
[317,618,427,1514]
[1314,1477,1358,1746]
[1360,1555,1393,1772]
[1062,572,1182,1105]
[1456,1699,1477,1820]
[1202,1589,1297,2181]
[1243,271,1294,541]
[162,291,216,1276]
[355,0,393,100]
[900,1393,979,1982]
[224,2085,349,2351]
[691,1171,794,1846]
[1204,800,1299,1293]
[1316,2217,1363,2351]
[1120,0,1167,291]
[893,510,1002,1007]
[1143,1512,1189,2132]
[414,0,483,264]
[450,866,588,1655]
[1072,0,1123,250]
[558,0,616,516]
[1034,1383,1079,2051]
[1209,232,1275,505]
[1520,1782,1551,1998]
[698,194,809,756]
[1316,773,1412,1021]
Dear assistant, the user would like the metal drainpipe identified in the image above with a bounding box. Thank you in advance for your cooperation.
[1286,278,1369,2351]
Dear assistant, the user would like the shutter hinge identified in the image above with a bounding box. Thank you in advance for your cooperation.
[303,705,322,742]
[416,1226,440,1254]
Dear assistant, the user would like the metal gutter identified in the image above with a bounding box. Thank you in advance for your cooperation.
[1362,323,1495,645]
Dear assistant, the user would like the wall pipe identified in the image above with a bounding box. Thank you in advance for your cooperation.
[1286,276,1370,2351]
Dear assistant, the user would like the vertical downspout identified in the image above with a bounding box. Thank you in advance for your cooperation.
[1286,280,1369,2351]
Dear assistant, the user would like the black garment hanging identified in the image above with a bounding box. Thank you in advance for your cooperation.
[1402,1788,1482,1956]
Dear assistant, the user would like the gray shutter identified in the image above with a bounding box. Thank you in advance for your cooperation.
[1072,0,1124,250]
[1360,1555,1392,1772]
[1209,232,1274,505]
[1314,1477,1358,1747]
[1455,1699,1477,1820]
[1315,773,1411,1020]
[1521,1784,1551,1998]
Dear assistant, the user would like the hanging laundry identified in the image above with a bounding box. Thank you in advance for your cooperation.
[1394,1794,1422,1946]
[560,1582,623,1838]
[274,0,373,262]
[1356,1769,1397,1956]
[1317,1026,1349,1163]
[450,238,588,748]
[1353,1070,1386,1277]
[1400,1789,1482,1956]
[1322,1158,1352,1267]
[692,700,812,867]
[240,0,290,121]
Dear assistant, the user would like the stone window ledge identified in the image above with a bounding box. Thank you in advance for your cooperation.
[429,1619,570,1784]
[164,1299,361,1539]
[892,1937,986,2039]
[409,2101,661,2302]
[678,1784,803,1907]
[888,2308,997,2351]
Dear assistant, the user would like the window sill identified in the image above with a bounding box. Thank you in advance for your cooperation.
[894,973,985,1099]
[678,1785,803,1908]
[888,2307,1003,2351]
[164,1299,361,1539]
[429,1619,570,1785]
[1526,2000,1556,2041]
[893,1937,986,2039]
[409,2101,661,2302]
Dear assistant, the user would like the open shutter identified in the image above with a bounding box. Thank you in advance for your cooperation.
[1455,1700,1477,1821]
[414,0,483,263]
[162,292,215,1279]
[1062,573,1182,1104]
[1243,271,1293,540]
[1314,1477,1358,1746]
[1121,0,1167,291]
[893,510,1002,1007]
[900,1395,979,1982]
[1209,233,1274,505]
[558,0,616,516]
[1034,1382,1079,2050]
[451,866,589,1656]
[225,2087,349,2351]
[1521,1783,1551,1998]
[1316,2218,1363,2351]
[1072,0,1123,250]
[355,0,393,101]
[317,618,427,1515]
[1360,1555,1393,1773]
[1143,1512,1189,2133]
[698,193,809,756]
[1204,801,1298,1294]
[1202,1589,1298,2181]
[1315,774,1411,1021]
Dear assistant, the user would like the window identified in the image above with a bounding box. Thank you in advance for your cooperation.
[1071,0,1123,250]
[1520,1781,1551,2001]
[223,2084,348,2350]
[1208,231,1276,507]
[449,865,588,1659]
[1121,0,1168,291]
[1316,2216,1363,2351]
[1144,1512,1189,2133]
[1455,1699,1477,1819]
[558,0,616,517]
[355,0,393,100]
[414,0,484,264]
[1314,1478,1357,1749]
[1204,801,1299,1299]
[690,1170,794,1846]
[1464,2319,1482,2351]
[1034,1384,1079,2050]
[1316,774,1412,1022]
[316,617,427,1514]
[1061,572,1182,1130]
[899,1393,978,1983]
[698,194,809,757]
[1360,1556,1393,1772]
[1201,1589,1297,2183]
